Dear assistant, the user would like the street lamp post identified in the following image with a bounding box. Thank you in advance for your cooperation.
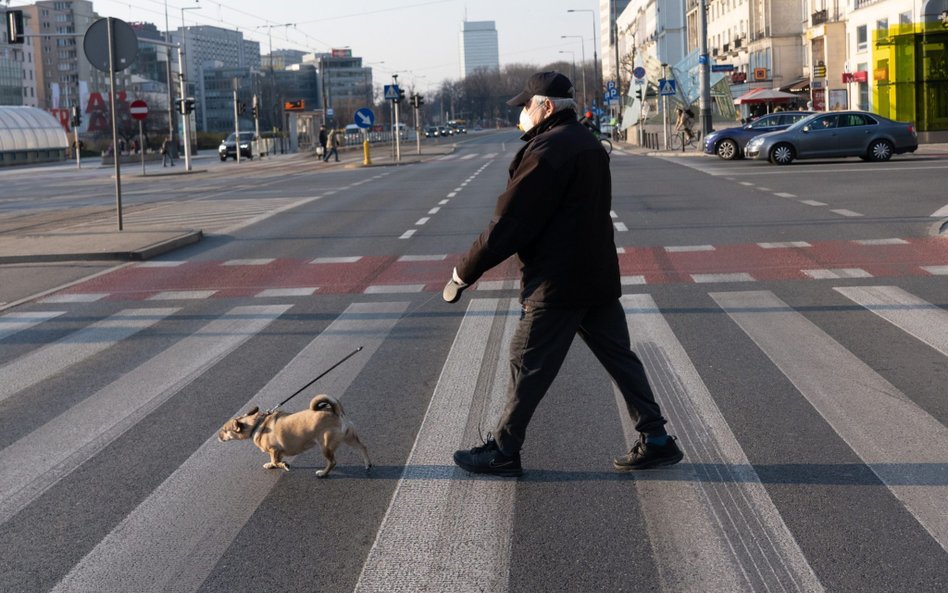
[561,35,587,110]
[568,9,599,106]
[163,1,175,155]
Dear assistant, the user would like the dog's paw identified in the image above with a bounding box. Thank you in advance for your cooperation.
[315,469,330,478]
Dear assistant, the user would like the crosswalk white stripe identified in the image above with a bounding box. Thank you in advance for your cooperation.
[0,311,65,342]
[0,308,178,404]
[834,286,948,356]
[460,153,478,160]
[0,305,290,526]
[355,298,518,593]
[619,294,824,593]
[49,302,407,593]
[711,290,948,553]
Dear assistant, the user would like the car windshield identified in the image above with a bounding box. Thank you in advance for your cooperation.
[225,132,254,142]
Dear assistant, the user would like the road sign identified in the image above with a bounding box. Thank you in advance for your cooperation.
[607,80,616,90]
[605,87,620,104]
[698,54,708,65]
[354,108,375,129]
[658,79,677,96]
[129,100,148,121]
[383,85,401,101]
[326,108,334,118]
[83,17,138,73]
[633,66,646,80]
[711,64,735,72]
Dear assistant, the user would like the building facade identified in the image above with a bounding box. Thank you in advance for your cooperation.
[601,0,632,86]
[1,6,37,107]
[304,49,371,126]
[459,20,499,77]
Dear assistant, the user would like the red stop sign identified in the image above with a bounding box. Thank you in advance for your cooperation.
[130,99,148,121]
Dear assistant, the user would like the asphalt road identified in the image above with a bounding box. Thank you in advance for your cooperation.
[1,131,946,593]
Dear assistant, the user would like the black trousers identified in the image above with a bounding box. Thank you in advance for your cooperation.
[493,299,668,455]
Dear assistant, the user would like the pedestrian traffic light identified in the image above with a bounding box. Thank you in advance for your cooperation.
[410,94,424,108]
[184,97,195,114]
[635,88,643,100]
[70,106,82,127]
[252,104,259,119]
[237,101,246,115]
[397,88,405,104]
[5,10,25,44]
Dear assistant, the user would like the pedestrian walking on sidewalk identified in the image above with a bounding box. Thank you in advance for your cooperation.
[317,125,328,159]
[444,71,684,477]
[323,128,339,162]
[161,137,175,167]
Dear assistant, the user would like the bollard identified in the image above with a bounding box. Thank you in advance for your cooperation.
[363,139,372,166]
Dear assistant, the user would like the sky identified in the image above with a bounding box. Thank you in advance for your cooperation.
[14,0,605,93]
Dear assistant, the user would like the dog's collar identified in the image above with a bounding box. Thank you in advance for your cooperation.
[248,412,272,440]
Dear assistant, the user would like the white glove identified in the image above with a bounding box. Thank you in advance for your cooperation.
[442,267,469,303]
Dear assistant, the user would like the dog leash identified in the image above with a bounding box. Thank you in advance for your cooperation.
[263,288,446,414]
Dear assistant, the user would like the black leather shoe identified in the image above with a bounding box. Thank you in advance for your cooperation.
[454,435,522,477]
[613,435,684,471]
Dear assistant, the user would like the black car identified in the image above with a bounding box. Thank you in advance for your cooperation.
[703,111,813,160]
[218,131,255,161]
[424,126,439,138]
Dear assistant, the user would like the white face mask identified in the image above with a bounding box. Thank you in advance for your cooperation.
[518,99,544,133]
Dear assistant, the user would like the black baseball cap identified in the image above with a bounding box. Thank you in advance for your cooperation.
[506,71,575,107]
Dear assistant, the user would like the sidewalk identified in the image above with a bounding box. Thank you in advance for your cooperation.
[0,141,456,264]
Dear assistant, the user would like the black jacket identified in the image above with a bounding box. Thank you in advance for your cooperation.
[457,109,620,307]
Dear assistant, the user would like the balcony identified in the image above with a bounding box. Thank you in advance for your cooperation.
[811,9,827,26]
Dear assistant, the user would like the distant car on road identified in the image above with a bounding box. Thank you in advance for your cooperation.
[439,126,452,137]
[218,131,255,161]
[703,111,813,160]
[424,126,439,138]
[745,111,918,165]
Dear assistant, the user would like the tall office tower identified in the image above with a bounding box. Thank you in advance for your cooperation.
[459,20,499,77]
[600,0,632,84]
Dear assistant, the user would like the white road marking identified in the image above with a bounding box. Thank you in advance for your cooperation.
[398,255,447,262]
[800,200,827,206]
[222,258,274,266]
[831,209,863,217]
[137,260,187,267]
[711,290,948,553]
[447,192,457,198]
[616,247,626,254]
[416,217,430,225]
[620,294,824,592]
[363,284,426,294]
[148,290,217,300]
[428,207,441,215]
[439,199,449,205]
[921,265,948,275]
[0,308,177,404]
[853,238,908,245]
[310,256,361,264]
[482,152,498,158]
[460,153,477,160]
[453,187,463,192]
[930,204,948,217]
[774,192,797,198]
[49,302,407,593]
[399,229,417,239]
[620,275,646,285]
[255,288,318,297]
[692,273,755,283]
[758,242,811,249]
[740,181,755,186]
[835,286,947,356]
[802,268,872,280]
[666,245,715,252]
[0,305,289,526]
[757,187,774,192]
[614,222,629,232]
[355,299,518,592]
[0,311,65,342]
[610,210,618,218]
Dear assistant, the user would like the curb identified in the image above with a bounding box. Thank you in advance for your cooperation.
[0,230,202,264]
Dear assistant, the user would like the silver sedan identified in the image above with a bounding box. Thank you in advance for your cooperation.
[744,111,918,165]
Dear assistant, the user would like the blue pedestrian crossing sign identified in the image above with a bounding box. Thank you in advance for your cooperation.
[383,84,400,101]
[658,79,677,96]
[354,108,375,129]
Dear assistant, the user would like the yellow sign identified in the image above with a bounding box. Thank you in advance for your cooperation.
[753,67,768,81]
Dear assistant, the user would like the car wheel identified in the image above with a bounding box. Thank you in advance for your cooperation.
[867,139,893,162]
[219,156,226,161]
[716,139,739,160]
[769,143,794,165]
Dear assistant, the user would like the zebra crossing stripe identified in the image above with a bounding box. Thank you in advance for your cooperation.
[618,295,824,592]
[49,302,408,593]
[711,290,948,553]
[834,286,947,356]
[0,305,290,526]
[355,299,519,592]
[0,308,178,405]
[0,311,65,342]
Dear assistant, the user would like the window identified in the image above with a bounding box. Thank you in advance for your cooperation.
[857,62,869,111]
[876,18,888,33]
[899,11,912,25]
[812,115,838,129]
[856,25,868,52]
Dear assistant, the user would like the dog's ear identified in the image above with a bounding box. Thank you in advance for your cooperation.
[246,406,259,416]
[231,419,242,432]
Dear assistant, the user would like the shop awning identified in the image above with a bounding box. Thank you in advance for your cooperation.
[779,77,810,93]
[733,88,799,105]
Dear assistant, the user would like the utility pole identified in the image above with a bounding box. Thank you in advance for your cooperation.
[233,77,241,164]
[613,0,622,138]
[392,73,401,163]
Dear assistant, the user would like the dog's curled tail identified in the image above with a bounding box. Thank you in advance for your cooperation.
[310,394,344,416]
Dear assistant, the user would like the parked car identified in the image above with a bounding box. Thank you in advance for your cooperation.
[424,126,439,138]
[703,111,813,160]
[744,111,918,165]
[218,131,255,161]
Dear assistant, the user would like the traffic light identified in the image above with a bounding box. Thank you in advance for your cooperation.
[184,97,195,114]
[635,88,643,100]
[237,101,246,115]
[175,98,184,115]
[70,106,82,128]
[397,88,405,104]
[5,10,25,44]
[252,104,259,119]
[410,94,424,108]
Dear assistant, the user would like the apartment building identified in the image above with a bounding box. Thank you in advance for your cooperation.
[1,6,38,107]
